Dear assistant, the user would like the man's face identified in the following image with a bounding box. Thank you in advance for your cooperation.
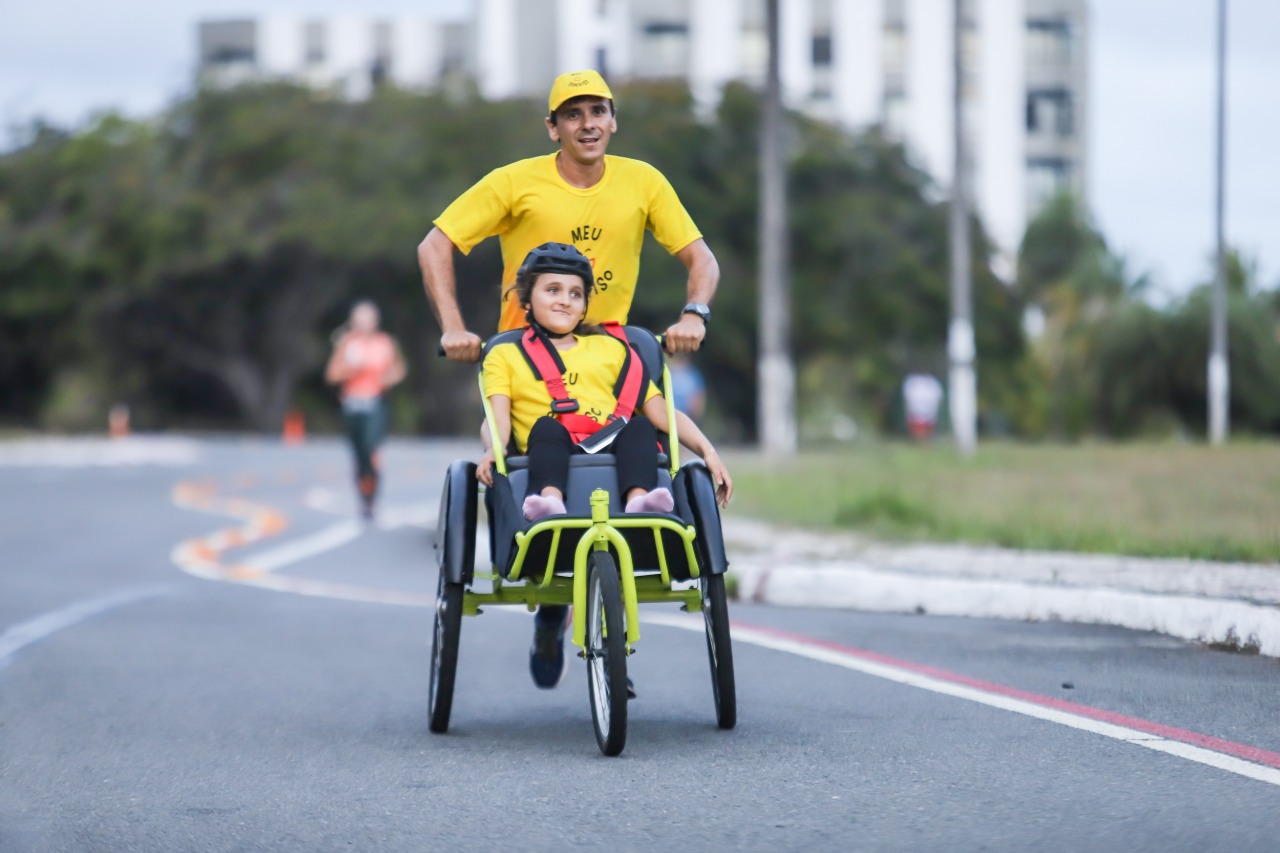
[546,96,616,167]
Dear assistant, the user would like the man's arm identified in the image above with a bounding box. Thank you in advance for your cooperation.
[664,238,719,353]
[418,227,483,362]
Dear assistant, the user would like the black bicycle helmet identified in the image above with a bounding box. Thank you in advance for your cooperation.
[514,242,595,306]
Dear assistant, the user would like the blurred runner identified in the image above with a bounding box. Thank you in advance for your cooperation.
[325,301,406,520]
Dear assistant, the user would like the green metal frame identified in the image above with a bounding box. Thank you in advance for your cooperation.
[465,333,700,653]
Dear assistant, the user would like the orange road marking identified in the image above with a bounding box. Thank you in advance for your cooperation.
[169,478,425,607]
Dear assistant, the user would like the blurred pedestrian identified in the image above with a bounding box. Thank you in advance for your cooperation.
[418,68,719,361]
[325,301,406,520]
[903,372,944,443]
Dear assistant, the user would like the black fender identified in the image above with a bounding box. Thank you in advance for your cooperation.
[434,460,477,585]
[676,460,730,576]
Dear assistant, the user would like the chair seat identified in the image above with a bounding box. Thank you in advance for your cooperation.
[505,453,669,472]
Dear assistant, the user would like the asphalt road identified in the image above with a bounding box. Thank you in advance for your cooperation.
[2,437,1278,852]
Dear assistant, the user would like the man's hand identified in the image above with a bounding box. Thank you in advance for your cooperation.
[441,329,483,363]
[664,314,706,353]
[476,448,495,486]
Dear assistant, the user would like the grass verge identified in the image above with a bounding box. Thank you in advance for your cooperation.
[723,440,1280,563]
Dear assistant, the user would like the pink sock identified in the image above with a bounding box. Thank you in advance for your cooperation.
[523,494,566,521]
[625,487,674,514]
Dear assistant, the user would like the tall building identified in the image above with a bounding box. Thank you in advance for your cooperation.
[197,1,1088,266]
[473,0,1089,268]
[197,15,470,100]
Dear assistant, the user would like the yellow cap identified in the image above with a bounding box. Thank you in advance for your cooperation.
[548,69,614,115]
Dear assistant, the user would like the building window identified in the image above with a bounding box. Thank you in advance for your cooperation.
[304,20,326,66]
[1026,88,1074,137]
[596,46,609,79]
[812,34,833,67]
[1026,18,1074,66]
[209,46,255,65]
[884,90,907,138]
[638,21,690,77]
[1027,157,1073,208]
[884,0,906,30]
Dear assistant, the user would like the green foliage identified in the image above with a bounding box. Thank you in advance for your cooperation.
[27,81,1271,442]
[1016,189,1280,439]
[730,442,1280,562]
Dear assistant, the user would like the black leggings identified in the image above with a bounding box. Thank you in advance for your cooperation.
[343,399,387,500]
[524,416,659,499]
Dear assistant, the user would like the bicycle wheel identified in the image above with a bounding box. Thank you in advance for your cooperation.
[701,572,737,729]
[428,568,464,734]
[585,550,628,756]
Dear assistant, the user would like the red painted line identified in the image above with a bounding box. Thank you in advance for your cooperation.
[735,619,1280,771]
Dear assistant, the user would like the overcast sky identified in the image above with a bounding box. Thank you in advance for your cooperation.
[2,1,1276,299]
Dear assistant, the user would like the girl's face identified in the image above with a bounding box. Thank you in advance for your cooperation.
[527,272,587,335]
[351,303,379,333]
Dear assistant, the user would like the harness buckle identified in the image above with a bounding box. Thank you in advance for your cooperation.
[551,397,580,414]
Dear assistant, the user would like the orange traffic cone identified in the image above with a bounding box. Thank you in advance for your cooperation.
[283,409,306,445]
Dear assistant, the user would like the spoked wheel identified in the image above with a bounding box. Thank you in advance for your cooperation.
[701,573,737,729]
[428,569,464,734]
[585,550,628,756]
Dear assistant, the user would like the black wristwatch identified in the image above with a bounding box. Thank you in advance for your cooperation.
[682,303,711,325]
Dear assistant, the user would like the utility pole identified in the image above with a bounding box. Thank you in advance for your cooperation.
[758,0,796,454]
[1209,0,1229,445]
[948,0,977,456]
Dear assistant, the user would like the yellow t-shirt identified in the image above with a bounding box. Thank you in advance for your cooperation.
[482,333,661,452]
[434,153,703,332]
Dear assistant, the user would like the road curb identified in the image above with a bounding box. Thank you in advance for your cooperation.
[725,519,1280,657]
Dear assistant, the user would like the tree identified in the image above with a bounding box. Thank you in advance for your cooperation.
[1016,191,1130,437]
[1,80,1033,440]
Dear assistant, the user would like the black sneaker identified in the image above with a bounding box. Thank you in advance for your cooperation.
[529,618,567,688]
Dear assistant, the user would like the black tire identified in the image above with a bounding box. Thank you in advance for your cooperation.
[428,568,463,734]
[701,573,737,729]
[585,551,628,756]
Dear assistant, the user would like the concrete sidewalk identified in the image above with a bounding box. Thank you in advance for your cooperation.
[724,518,1280,658]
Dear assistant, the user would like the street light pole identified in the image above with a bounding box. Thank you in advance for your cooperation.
[1208,0,1229,445]
[758,0,796,454]
[948,0,977,456]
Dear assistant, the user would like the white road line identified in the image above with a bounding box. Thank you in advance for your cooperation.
[0,586,169,666]
[244,521,364,573]
[169,491,1280,789]
[643,612,1280,788]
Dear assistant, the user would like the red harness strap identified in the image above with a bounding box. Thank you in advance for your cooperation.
[517,324,646,444]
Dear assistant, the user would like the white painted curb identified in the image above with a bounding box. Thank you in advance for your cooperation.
[725,519,1280,657]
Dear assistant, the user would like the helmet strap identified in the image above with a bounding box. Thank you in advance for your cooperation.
[526,310,574,340]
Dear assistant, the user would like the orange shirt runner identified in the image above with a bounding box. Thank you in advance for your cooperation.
[336,332,398,402]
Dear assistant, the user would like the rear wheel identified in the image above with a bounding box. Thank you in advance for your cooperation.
[585,551,628,756]
[428,569,463,734]
[702,573,737,729]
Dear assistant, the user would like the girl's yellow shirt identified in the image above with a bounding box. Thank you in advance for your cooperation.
[482,333,660,452]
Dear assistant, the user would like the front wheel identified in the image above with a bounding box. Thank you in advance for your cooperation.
[702,573,737,729]
[428,569,463,734]
[586,551,628,756]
